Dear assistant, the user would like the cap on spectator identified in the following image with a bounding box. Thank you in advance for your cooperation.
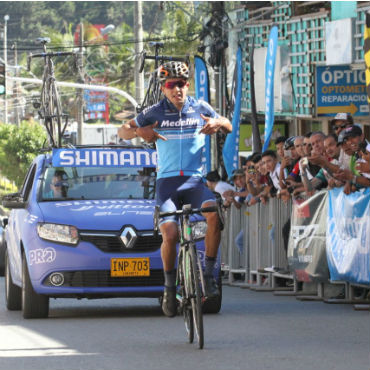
[337,125,362,145]
[330,112,354,126]
[205,170,221,182]
[284,136,296,150]
[229,168,244,181]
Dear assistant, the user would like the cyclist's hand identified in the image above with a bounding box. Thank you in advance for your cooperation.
[199,114,222,135]
[137,122,167,142]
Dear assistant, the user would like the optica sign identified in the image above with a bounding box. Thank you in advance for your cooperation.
[316,65,368,116]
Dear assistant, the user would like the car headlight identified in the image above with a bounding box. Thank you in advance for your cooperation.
[190,220,208,240]
[37,223,79,245]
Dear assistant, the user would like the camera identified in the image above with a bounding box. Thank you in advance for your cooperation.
[358,141,368,154]
[247,166,256,174]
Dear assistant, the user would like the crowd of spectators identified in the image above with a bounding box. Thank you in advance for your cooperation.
[205,112,370,278]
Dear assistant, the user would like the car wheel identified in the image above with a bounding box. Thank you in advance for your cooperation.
[202,273,222,314]
[22,254,49,319]
[5,249,21,311]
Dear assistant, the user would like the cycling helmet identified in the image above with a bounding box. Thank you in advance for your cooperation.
[158,61,189,83]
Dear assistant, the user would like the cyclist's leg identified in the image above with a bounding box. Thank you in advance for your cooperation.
[181,178,221,297]
[156,177,182,317]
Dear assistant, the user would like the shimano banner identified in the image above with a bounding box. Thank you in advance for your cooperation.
[287,191,330,282]
[262,25,278,151]
[327,187,370,285]
[222,46,242,178]
[194,56,211,174]
[52,148,157,167]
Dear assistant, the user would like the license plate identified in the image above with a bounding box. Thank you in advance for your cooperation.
[110,257,150,277]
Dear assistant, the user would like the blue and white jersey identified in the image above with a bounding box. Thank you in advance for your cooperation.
[135,96,219,179]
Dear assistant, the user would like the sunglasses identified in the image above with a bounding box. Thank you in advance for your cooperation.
[51,181,68,187]
[333,124,347,130]
[163,80,187,89]
[51,182,63,187]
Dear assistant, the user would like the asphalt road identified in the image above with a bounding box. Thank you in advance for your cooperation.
[0,278,368,370]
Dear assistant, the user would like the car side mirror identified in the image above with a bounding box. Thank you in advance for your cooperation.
[1,217,8,227]
[2,192,26,209]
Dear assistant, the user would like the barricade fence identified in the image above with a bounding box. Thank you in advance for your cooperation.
[221,188,370,302]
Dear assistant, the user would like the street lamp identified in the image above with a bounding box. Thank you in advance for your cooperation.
[3,15,9,124]
[100,24,115,36]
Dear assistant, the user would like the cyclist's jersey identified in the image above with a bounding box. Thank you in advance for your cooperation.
[135,96,219,179]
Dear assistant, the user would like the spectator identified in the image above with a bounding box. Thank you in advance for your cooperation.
[334,125,370,194]
[330,112,353,135]
[301,134,344,194]
[302,132,313,156]
[275,136,287,162]
[223,169,246,208]
[205,170,235,202]
[259,150,281,201]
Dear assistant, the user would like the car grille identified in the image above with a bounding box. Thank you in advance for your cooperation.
[44,269,164,287]
[79,230,162,253]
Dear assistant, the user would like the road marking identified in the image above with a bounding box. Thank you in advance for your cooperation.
[0,325,96,357]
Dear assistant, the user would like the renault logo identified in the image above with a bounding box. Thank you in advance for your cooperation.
[120,227,137,249]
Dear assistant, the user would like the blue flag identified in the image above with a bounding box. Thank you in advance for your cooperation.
[223,46,242,178]
[262,25,278,152]
[194,56,211,174]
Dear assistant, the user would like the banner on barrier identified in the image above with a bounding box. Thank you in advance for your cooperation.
[287,191,330,282]
[327,187,370,285]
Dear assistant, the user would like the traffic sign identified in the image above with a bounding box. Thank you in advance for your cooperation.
[316,65,368,116]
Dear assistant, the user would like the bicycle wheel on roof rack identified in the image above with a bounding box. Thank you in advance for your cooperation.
[41,78,62,148]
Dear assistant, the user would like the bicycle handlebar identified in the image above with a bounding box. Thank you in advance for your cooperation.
[27,51,77,71]
[159,205,218,219]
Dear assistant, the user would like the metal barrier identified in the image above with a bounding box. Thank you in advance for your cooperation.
[222,198,292,286]
[221,192,369,307]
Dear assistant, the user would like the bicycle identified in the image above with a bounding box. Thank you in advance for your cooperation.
[136,42,190,113]
[27,37,77,148]
[154,202,223,349]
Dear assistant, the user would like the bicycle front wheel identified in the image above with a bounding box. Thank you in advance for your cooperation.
[187,244,204,349]
[178,249,194,343]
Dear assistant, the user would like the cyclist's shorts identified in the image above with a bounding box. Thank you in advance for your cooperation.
[156,175,215,225]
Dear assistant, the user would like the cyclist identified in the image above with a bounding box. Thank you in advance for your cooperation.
[118,61,232,317]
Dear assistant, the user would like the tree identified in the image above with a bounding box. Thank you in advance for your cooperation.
[0,121,47,187]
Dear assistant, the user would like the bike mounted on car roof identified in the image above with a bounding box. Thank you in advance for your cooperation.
[135,41,190,113]
[27,37,81,148]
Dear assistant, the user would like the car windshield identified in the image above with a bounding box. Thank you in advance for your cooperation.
[40,165,156,201]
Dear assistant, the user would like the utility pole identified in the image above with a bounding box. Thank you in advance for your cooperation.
[13,42,20,126]
[134,1,144,145]
[3,15,9,124]
[134,1,144,105]
[77,22,84,145]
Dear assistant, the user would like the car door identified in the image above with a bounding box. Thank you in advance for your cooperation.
[7,163,37,285]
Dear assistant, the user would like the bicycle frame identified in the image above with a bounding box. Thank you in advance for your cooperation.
[28,38,76,148]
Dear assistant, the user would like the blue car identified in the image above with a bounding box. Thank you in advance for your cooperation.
[3,145,221,318]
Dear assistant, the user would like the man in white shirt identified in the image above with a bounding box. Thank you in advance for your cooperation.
[205,170,235,201]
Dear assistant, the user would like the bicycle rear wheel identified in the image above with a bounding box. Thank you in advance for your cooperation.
[187,244,204,349]
[41,77,62,147]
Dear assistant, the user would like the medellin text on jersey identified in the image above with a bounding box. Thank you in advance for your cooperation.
[135,96,219,179]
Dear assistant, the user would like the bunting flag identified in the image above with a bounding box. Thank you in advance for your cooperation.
[262,25,278,152]
[364,11,370,104]
[222,46,242,178]
[194,56,211,174]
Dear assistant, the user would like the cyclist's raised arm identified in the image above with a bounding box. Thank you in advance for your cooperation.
[118,119,167,142]
[118,119,138,140]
